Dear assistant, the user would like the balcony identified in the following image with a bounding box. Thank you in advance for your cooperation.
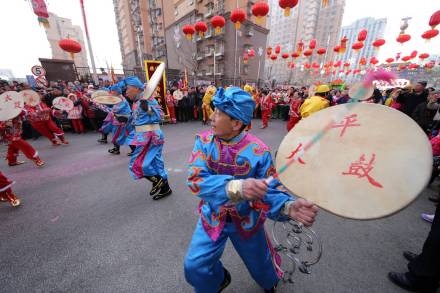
[197,72,203,77]
[246,29,254,37]
[214,49,224,57]
[206,72,213,76]
[205,50,214,57]
[204,10,213,18]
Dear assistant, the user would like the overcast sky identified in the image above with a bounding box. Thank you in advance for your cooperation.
[0,0,439,77]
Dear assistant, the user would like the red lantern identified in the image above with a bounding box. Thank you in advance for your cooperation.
[333,46,340,53]
[312,62,320,69]
[243,53,249,64]
[343,62,350,67]
[266,47,272,56]
[195,21,208,37]
[399,65,407,71]
[370,57,378,65]
[304,63,311,69]
[351,42,364,52]
[401,56,411,62]
[251,2,269,24]
[58,39,82,59]
[345,70,352,75]
[410,50,418,59]
[340,36,348,53]
[408,63,419,70]
[31,0,50,28]
[282,53,289,59]
[425,62,434,71]
[275,45,281,54]
[303,49,313,57]
[231,8,246,30]
[291,52,300,59]
[182,24,196,40]
[317,48,326,55]
[421,29,439,41]
[357,29,368,42]
[248,48,255,57]
[396,34,411,44]
[334,60,342,68]
[359,57,367,66]
[211,15,226,35]
[372,39,385,50]
[279,0,298,17]
[309,39,316,50]
[386,58,394,64]
[296,40,304,54]
[429,10,440,29]
[270,54,277,61]
[419,53,429,60]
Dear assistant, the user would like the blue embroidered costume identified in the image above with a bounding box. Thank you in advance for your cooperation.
[184,87,295,292]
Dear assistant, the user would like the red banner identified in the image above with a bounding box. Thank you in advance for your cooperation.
[144,60,169,118]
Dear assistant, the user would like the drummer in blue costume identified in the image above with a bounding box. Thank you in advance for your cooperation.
[184,87,318,293]
[107,83,134,155]
[124,76,172,200]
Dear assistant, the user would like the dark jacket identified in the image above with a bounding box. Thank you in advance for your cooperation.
[397,90,429,117]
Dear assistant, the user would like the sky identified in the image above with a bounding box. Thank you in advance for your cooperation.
[0,0,439,78]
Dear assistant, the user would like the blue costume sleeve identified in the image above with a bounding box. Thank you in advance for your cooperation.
[256,151,295,221]
[187,136,232,208]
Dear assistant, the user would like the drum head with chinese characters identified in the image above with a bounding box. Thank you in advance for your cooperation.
[52,97,74,111]
[276,103,432,220]
[0,91,24,121]
[20,90,41,106]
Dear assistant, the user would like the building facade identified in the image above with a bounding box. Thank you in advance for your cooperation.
[45,12,88,68]
[266,0,345,85]
[163,0,269,87]
[337,17,387,72]
[113,0,167,71]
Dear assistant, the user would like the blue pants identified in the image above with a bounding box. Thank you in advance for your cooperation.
[128,143,167,180]
[184,218,280,293]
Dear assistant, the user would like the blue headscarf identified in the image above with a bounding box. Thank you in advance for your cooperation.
[109,84,122,95]
[124,76,144,90]
[213,87,255,125]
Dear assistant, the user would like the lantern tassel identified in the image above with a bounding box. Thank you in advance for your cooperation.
[235,22,241,30]
[186,34,192,40]
[215,27,221,35]
[284,8,291,17]
[255,16,263,25]
[322,0,329,7]
[69,52,75,60]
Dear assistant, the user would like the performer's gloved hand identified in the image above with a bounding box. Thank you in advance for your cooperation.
[241,178,268,201]
[285,198,318,227]
[116,116,128,123]
[140,100,150,112]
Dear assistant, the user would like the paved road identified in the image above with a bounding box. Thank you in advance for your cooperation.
[0,120,437,293]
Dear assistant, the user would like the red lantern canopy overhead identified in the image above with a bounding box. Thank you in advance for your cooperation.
[357,29,368,42]
[291,52,300,59]
[410,50,418,59]
[396,34,411,44]
[279,0,298,17]
[419,53,430,60]
[194,21,208,37]
[182,24,196,40]
[421,29,439,41]
[303,49,313,57]
[230,8,246,30]
[251,2,270,24]
[372,39,385,49]
[282,53,289,59]
[351,42,364,52]
[275,45,281,54]
[401,56,411,62]
[386,58,394,64]
[270,54,278,61]
[58,39,81,59]
[429,10,440,29]
[211,15,226,35]
[309,39,316,50]
[317,48,326,55]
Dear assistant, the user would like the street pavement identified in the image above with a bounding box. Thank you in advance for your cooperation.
[0,120,437,293]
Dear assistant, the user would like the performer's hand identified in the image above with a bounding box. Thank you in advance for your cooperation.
[288,198,318,227]
[242,178,268,201]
